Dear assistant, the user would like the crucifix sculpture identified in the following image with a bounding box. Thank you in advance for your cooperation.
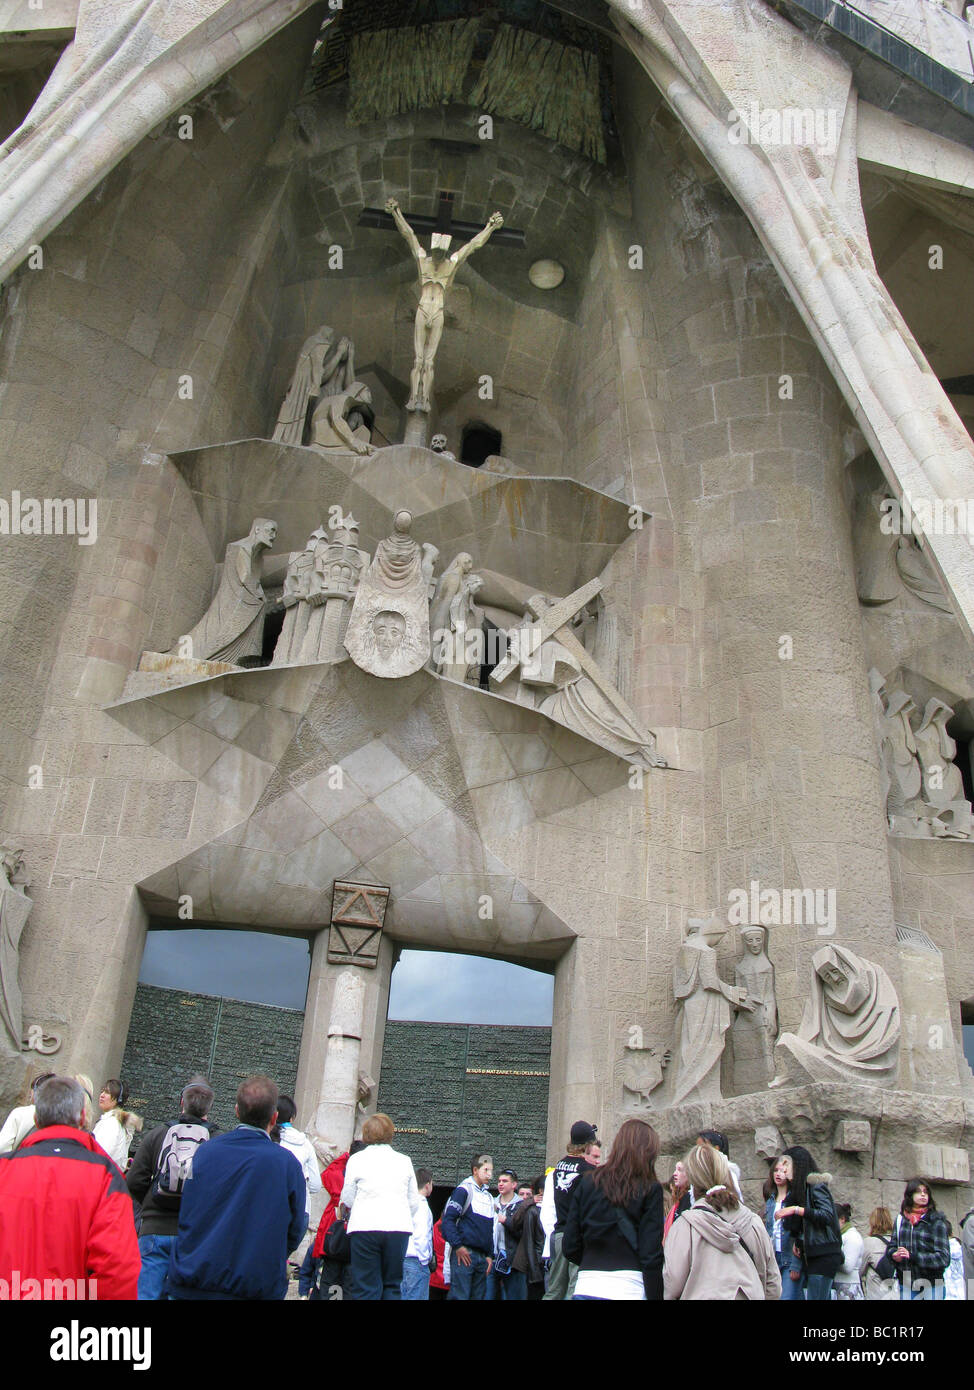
[384,195,506,413]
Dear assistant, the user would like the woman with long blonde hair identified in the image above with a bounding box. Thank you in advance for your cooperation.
[664,1144,780,1300]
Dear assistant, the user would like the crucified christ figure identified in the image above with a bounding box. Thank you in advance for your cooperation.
[386,197,504,413]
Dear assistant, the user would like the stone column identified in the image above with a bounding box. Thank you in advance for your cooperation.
[294,928,393,1156]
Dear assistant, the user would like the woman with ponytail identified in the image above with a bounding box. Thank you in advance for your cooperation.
[663,1144,780,1300]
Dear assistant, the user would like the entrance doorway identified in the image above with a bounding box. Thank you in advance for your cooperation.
[377,950,553,1191]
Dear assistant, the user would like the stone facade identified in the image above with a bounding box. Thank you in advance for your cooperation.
[1,0,974,1222]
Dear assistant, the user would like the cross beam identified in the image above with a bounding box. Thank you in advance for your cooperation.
[358,190,525,249]
[490,578,601,685]
[491,576,656,746]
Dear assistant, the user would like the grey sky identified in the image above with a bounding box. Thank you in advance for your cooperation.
[138,929,553,1024]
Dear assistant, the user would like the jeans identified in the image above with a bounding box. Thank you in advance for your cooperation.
[543,1232,579,1301]
[776,1248,806,1301]
[486,1267,527,1300]
[805,1271,835,1301]
[137,1233,174,1301]
[348,1230,409,1300]
[400,1255,431,1300]
[448,1248,489,1300]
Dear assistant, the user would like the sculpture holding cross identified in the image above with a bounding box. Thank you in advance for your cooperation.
[491,579,667,769]
[385,196,504,413]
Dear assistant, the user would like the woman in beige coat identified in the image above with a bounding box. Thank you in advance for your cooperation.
[663,1145,781,1300]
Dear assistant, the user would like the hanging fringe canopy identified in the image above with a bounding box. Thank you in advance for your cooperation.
[341,13,608,164]
[471,25,606,165]
[347,19,480,125]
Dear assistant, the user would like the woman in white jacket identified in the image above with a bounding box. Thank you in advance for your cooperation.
[340,1112,420,1301]
[0,1071,56,1153]
[832,1202,864,1300]
[91,1079,142,1169]
[273,1095,322,1227]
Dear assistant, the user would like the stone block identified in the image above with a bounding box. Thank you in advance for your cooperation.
[833,1119,872,1153]
[909,1143,970,1183]
[754,1124,784,1159]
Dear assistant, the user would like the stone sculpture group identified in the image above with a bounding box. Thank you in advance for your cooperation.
[870,670,973,839]
[624,916,901,1111]
[169,504,666,770]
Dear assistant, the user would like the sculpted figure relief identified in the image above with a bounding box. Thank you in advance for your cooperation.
[272,328,356,446]
[731,925,778,1092]
[854,488,952,615]
[299,513,370,665]
[343,510,438,677]
[430,552,484,679]
[310,381,376,456]
[508,595,665,767]
[386,197,504,412]
[0,849,31,1057]
[912,697,973,837]
[771,944,900,1088]
[270,528,324,666]
[669,916,750,1108]
[874,679,972,838]
[176,518,277,665]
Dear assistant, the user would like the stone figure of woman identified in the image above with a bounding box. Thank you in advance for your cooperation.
[0,849,31,1055]
[731,925,778,1091]
[272,327,356,446]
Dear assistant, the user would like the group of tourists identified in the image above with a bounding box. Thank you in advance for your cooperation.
[1,1068,972,1302]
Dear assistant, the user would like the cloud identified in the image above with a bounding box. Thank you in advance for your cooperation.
[138,932,554,1025]
[388,950,553,1025]
[139,928,310,1009]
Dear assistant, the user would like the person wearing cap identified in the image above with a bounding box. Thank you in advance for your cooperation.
[541,1120,598,1300]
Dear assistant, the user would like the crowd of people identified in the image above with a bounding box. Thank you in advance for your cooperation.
[1,1068,973,1302]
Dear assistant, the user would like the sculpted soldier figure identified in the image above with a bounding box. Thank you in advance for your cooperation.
[386,197,504,412]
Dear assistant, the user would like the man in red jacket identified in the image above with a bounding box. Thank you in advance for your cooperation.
[0,1075,140,1299]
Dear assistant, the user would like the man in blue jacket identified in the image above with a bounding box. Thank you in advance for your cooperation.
[442,1153,495,1299]
[169,1075,306,1300]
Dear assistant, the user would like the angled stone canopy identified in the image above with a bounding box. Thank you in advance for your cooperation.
[113,660,635,962]
[170,439,644,601]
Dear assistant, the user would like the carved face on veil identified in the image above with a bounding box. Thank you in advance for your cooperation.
[371,610,407,660]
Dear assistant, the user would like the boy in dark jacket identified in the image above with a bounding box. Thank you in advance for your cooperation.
[513,1177,548,1300]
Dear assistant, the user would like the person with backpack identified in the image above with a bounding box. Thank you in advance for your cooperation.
[860,1206,898,1300]
[562,1117,665,1301]
[125,1076,219,1299]
[169,1075,306,1301]
[774,1145,842,1300]
[664,1143,780,1300]
[888,1177,950,1299]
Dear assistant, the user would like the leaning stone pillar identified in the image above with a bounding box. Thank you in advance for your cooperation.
[294,882,392,1159]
